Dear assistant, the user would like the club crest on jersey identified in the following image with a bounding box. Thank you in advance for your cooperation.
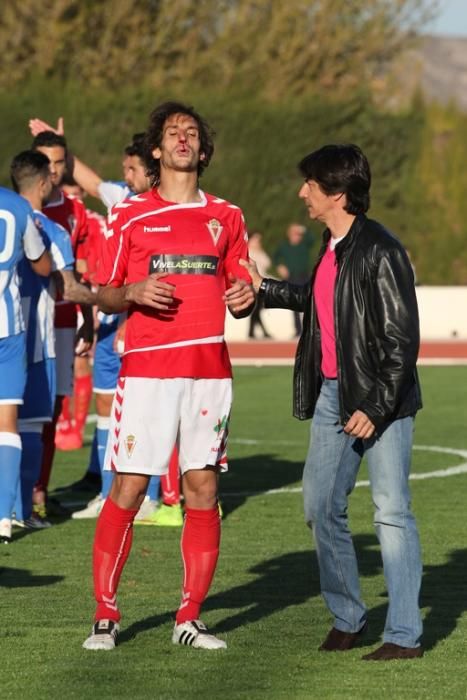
[124,434,137,458]
[206,218,223,245]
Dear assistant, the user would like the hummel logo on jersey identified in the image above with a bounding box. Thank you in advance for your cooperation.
[143,225,171,233]
[149,254,218,275]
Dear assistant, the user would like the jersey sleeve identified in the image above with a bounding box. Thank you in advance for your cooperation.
[223,208,251,286]
[98,181,130,211]
[23,214,46,261]
[95,207,129,287]
[49,221,75,272]
[74,200,89,263]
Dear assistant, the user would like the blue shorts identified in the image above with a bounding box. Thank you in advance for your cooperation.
[0,333,27,402]
[93,320,121,393]
[18,358,56,422]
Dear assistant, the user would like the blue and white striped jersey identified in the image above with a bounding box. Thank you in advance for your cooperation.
[18,210,74,363]
[0,187,46,338]
[97,180,133,327]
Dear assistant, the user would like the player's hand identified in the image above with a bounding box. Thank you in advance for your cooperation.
[276,264,290,280]
[29,116,64,136]
[239,258,263,292]
[125,273,175,310]
[343,410,375,439]
[224,275,255,314]
[113,319,127,355]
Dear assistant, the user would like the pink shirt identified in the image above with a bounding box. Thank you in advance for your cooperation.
[314,243,338,378]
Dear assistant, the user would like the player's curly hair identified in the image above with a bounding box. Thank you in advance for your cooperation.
[143,101,215,186]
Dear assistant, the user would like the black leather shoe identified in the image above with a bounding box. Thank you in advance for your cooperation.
[319,621,368,651]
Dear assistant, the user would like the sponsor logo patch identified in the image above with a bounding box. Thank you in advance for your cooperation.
[149,254,218,275]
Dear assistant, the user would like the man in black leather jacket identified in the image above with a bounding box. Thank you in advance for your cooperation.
[242,144,423,661]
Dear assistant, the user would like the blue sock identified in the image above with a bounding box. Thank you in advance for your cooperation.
[147,475,160,501]
[86,429,100,476]
[102,470,114,498]
[0,432,22,520]
[16,430,43,521]
[97,421,113,498]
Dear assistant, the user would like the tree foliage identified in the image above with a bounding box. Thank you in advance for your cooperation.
[0,0,437,98]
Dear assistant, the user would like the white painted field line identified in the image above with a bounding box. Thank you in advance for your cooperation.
[224,444,467,497]
[82,416,467,495]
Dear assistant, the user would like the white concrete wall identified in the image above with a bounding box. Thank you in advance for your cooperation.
[225,286,467,341]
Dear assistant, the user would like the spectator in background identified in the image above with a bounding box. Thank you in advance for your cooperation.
[273,223,314,336]
[248,231,272,339]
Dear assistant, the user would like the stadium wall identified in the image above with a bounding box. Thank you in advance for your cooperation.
[225,286,467,341]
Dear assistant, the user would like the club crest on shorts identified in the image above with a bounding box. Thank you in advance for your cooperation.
[206,218,223,245]
[124,434,137,458]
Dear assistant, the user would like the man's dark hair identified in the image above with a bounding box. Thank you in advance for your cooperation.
[10,150,51,193]
[125,132,146,160]
[298,144,371,215]
[31,131,67,152]
[143,101,215,186]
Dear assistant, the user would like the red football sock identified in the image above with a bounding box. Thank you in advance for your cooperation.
[57,395,72,432]
[73,373,93,432]
[176,506,221,624]
[93,497,139,622]
[36,418,57,494]
[161,446,180,506]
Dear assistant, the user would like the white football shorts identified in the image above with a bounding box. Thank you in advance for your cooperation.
[103,377,232,476]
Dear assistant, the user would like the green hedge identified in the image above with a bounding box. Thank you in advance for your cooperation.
[1,80,465,283]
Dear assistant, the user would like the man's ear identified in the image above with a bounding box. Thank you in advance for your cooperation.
[200,152,206,161]
[152,146,161,160]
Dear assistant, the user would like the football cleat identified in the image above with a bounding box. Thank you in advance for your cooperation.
[0,518,12,544]
[72,494,105,520]
[134,496,159,523]
[13,513,50,530]
[139,502,184,527]
[31,504,52,528]
[83,619,119,651]
[172,620,226,650]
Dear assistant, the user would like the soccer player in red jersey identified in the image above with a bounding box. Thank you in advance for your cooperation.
[83,101,255,651]
[31,132,94,522]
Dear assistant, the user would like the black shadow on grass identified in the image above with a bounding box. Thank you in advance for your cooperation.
[118,611,173,645]
[0,566,64,588]
[209,534,384,635]
[118,535,385,645]
[206,550,320,632]
[220,454,304,519]
[420,548,467,650]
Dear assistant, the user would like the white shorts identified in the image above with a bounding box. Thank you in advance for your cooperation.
[104,377,232,476]
[55,327,75,397]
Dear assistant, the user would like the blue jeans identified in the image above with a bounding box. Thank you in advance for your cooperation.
[303,379,423,647]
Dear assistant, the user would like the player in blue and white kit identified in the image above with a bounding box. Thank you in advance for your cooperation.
[10,150,97,530]
[28,120,163,521]
[0,184,52,543]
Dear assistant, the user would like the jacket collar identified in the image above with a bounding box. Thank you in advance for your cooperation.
[321,213,367,262]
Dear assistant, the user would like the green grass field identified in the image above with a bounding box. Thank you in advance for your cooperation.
[2,366,467,699]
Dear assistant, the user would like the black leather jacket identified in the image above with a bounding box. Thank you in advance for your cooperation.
[260,214,422,429]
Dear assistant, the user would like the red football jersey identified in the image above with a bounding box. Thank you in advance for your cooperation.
[43,191,89,328]
[83,208,106,286]
[96,188,251,378]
